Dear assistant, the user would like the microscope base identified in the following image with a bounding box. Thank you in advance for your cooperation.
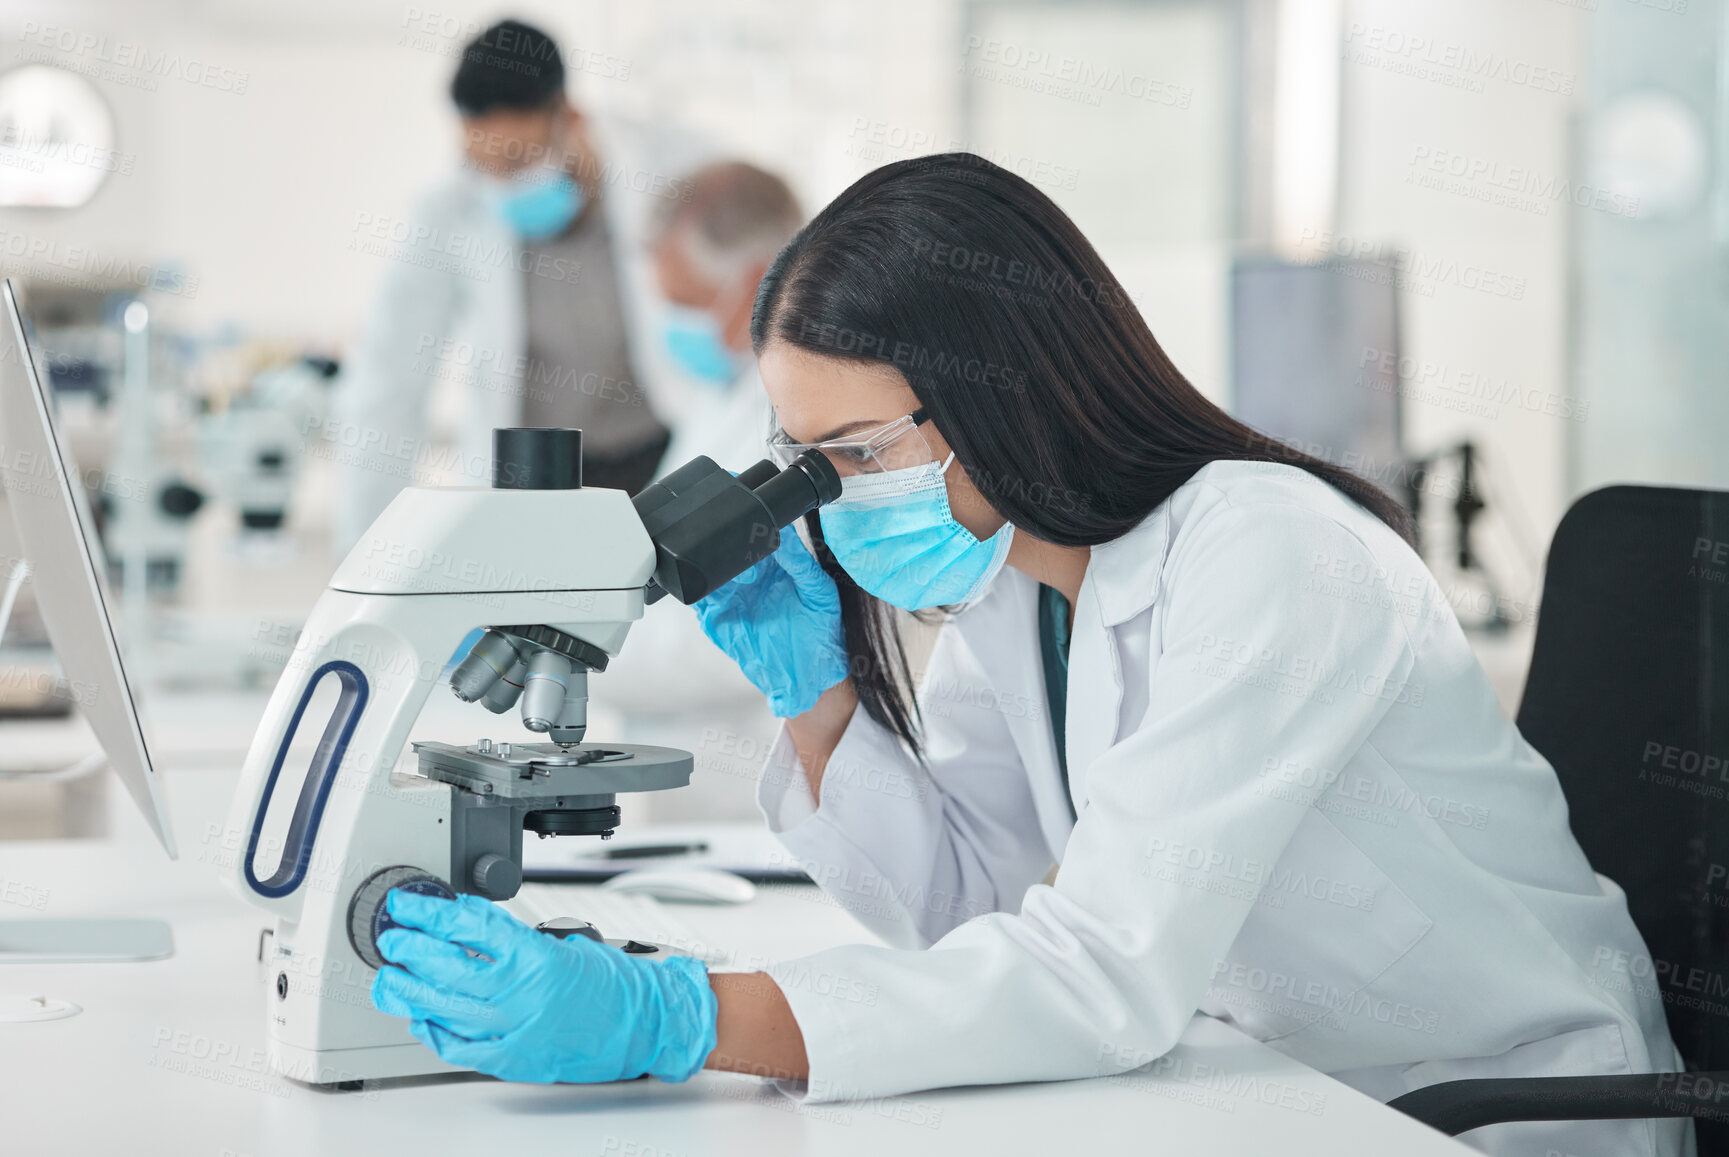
[271,1037,462,1086]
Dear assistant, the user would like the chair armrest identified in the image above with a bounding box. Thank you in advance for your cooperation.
[1389,1073,1729,1136]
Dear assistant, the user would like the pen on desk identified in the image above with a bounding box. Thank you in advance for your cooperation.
[601,842,710,860]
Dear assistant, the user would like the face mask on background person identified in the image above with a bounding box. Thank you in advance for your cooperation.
[490,169,584,241]
[817,454,1015,610]
[662,304,743,386]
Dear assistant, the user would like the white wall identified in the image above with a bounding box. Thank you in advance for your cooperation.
[1335,0,1586,615]
[0,0,960,347]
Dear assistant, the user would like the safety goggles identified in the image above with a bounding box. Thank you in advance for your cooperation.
[767,407,934,477]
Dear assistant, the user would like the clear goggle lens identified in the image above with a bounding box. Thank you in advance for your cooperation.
[767,411,933,477]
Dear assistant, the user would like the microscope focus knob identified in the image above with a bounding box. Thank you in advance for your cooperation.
[346,866,457,971]
[536,917,604,942]
[469,853,522,899]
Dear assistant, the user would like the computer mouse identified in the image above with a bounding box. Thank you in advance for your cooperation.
[601,867,757,905]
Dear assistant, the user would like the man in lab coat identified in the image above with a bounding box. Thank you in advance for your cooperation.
[590,161,803,823]
[331,19,708,553]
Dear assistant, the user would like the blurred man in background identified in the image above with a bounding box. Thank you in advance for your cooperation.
[332,18,707,553]
[592,160,804,823]
[650,161,802,472]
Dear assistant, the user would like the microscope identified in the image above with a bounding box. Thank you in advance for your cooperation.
[222,428,839,1085]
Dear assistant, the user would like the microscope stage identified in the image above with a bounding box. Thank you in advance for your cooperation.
[411,739,693,800]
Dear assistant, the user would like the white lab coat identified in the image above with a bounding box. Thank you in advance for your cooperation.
[594,367,779,823]
[330,113,712,553]
[757,460,1689,1157]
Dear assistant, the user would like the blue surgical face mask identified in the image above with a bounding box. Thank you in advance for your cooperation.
[818,454,1015,610]
[663,305,741,386]
[494,170,584,241]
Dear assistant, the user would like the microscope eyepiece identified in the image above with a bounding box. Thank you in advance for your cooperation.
[631,450,843,605]
[753,450,842,527]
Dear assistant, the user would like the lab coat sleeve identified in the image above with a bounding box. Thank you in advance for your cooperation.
[329,191,471,554]
[756,601,1057,950]
[765,500,1418,1102]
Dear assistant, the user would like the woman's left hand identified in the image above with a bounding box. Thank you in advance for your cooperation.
[370,889,718,1084]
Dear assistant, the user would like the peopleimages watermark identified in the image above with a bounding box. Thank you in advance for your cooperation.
[346,210,581,285]
[1691,537,1729,587]
[148,1026,383,1100]
[1192,632,1425,708]
[1299,539,1540,630]
[1590,946,1729,1035]
[0,433,150,503]
[1638,739,1729,803]
[1358,344,1589,423]
[0,228,197,299]
[17,22,250,95]
[0,879,49,912]
[1141,835,1381,913]
[1097,1041,1329,1114]
[407,334,646,410]
[397,8,632,82]
[459,138,693,205]
[1208,959,1442,1036]
[959,36,1194,110]
[1538,0,1692,12]
[0,127,136,178]
[1295,228,1527,302]
[1406,145,1639,220]
[909,234,1142,312]
[794,319,1030,396]
[300,415,487,485]
[1256,755,1491,832]
[1343,23,1575,96]
[844,119,1080,191]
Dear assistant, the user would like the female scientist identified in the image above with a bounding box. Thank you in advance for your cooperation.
[371,154,1683,1157]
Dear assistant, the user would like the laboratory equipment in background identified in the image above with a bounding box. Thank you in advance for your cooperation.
[225,426,839,1084]
[0,279,176,991]
[1230,256,1515,632]
[10,282,207,606]
[10,281,135,402]
[1230,255,1404,479]
[197,355,337,539]
[0,560,74,720]
[96,471,206,593]
[102,300,206,604]
[1405,441,1511,633]
[16,281,345,689]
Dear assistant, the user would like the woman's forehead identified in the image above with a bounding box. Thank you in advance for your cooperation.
[759,342,917,443]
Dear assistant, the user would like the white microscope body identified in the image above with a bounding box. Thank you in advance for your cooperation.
[221,428,839,1085]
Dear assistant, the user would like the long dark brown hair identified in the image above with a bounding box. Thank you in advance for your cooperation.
[752,153,1411,755]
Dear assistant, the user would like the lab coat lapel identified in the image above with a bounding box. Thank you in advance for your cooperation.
[978,572,1081,861]
[1061,507,1171,816]
[1063,579,1122,813]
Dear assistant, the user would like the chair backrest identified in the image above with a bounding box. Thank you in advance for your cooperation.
[1517,485,1729,1150]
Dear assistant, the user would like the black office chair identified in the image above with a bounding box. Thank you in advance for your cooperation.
[1388,485,1729,1148]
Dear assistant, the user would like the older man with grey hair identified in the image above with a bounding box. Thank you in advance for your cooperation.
[571,161,805,829]
[647,161,803,469]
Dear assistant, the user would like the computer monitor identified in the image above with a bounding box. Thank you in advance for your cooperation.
[1230,256,1405,493]
[0,277,174,969]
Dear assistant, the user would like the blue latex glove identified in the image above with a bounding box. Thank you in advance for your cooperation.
[370,889,717,1084]
[692,530,849,717]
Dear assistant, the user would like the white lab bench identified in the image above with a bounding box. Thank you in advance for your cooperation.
[0,690,1471,1156]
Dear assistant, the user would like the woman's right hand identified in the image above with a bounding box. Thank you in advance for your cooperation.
[692,531,850,718]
